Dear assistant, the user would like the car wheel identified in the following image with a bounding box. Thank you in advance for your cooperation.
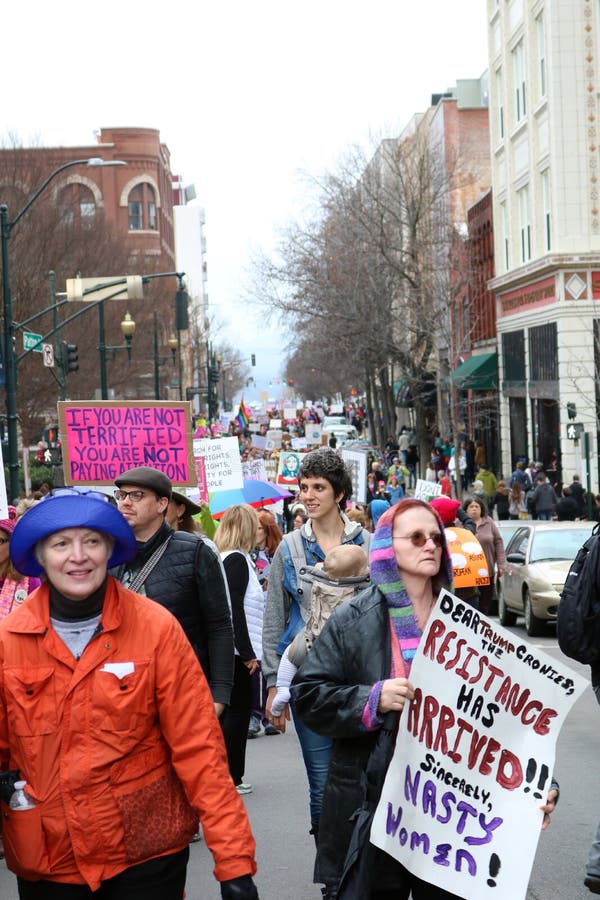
[523,587,544,637]
[498,584,517,627]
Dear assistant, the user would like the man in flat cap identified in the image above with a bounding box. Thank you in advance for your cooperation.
[112,465,234,715]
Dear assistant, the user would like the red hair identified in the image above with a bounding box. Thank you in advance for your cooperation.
[257,509,283,558]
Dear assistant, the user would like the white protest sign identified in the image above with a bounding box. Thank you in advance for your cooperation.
[292,437,308,450]
[329,403,344,413]
[248,423,261,433]
[0,442,8,518]
[266,430,283,450]
[193,436,243,492]
[341,448,368,503]
[270,419,282,429]
[371,589,587,899]
[251,434,268,450]
[242,459,268,481]
[283,407,297,420]
[414,478,442,501]
[305,424,322,445]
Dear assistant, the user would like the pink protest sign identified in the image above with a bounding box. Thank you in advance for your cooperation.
[58,401,195,486]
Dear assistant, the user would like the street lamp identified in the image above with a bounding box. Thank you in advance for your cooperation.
[1,157,126,500]
[152,311,179,400]
[98,304,136,400]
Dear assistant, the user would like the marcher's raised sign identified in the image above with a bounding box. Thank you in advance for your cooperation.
[58,401,194,485]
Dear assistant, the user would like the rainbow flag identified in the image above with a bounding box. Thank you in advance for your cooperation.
[236,397,251,429]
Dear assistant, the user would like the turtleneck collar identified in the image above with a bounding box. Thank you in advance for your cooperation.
[134,520,173,565]
[49,578,108,622]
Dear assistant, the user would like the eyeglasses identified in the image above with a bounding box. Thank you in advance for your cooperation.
[393,531,443,548]
[51,488,110,503]
[114,489,146,503]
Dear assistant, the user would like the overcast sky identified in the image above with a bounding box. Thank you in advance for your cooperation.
[4,0,489,402]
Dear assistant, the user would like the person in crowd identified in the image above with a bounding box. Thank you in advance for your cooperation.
[436,469,452,497]
[509,460,532,493]
[387,474,404,505]
[474,439,485,471]
[165,489,203,533]
[112,466,234,717]
[464,439,476,486]
[397,427,409,464]
[492,479,510,520]
[248,510,283,739]
[531,472,559,521]
[271,544,369,717]
[476,464,497,501]
[568,474,587,519]
[592,494,600,523]
[292,505,309,530]
[374,480,391,503]
[386,457,402,483]
[367,498,391,532]
[508,481,527,519]
[471,479,489,510]
[345,505,367,528]
[291,498,558,899]
[0,489,258,900]
[556,487,581,521]
[425,460,437,483]
[430,496,483,609]
[462,495,506,616]
[366,472,377,502]
[405,444,419,489]
[0,507,41,622]
[215,505,263,795]
[447,442,467,496]
[14,497,41,520]
[262,449,372,850]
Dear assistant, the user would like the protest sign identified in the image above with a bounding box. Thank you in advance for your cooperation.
[277,451,304,487]
[0,442,9,518]
[266,430,283,451]
[370,589,587,899]
[242,458,268,482]
[270,419,282,429]
[248,422,261,433]
[305,423,322,445]
[292,437,308,450]
[193,436,243,492]
[414,478,442,501]
[283,407,297,420]
[341,448,368,503]
[58,401,194,485]
[251,434,268,450]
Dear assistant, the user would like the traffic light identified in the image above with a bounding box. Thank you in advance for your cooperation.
[566,402,577,420]
[209,365,220,385]
[251,354,256,366]
[62,342,79,374]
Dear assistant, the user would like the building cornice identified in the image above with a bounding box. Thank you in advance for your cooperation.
[489,252,600,292]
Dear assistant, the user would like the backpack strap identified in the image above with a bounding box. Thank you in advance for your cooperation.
[126,535,173,594]
[285,528,313,620]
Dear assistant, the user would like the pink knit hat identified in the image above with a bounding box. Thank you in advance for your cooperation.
[429,496,461,525]
[0,505,17,537]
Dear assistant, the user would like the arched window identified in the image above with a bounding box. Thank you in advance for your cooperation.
[57,183,96,226]
[128,183,157,231]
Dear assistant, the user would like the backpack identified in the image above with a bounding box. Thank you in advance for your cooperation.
[557,523,600,665]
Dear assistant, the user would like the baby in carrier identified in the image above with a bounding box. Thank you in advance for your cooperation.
[271,543,370,716]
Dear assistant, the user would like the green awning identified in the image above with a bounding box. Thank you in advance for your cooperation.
[451,352,498,390]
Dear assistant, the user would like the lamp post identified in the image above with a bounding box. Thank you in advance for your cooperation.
[152,310,178,400]
[98,303,136,400]
[0,157,125,500]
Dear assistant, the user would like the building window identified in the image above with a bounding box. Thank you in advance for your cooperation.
[57,184,96,227]
[496,69,504,139]
[513,41,527,122]
[501,201,510,271]
[128,183,157,231]
[537,14,546,99]
[518,186,531,263]
[541,170,551,251]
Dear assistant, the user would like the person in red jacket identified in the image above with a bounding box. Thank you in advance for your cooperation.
[0,489,258,900]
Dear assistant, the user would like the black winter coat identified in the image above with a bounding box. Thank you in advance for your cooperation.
[291,585,393,891]
[114,523,234,704]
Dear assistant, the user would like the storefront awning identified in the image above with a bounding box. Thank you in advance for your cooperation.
[451,352,498,390]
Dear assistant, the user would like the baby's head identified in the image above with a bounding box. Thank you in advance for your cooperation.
[322,544,369,580]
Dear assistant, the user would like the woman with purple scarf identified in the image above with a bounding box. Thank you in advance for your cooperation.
[292,499,556,899]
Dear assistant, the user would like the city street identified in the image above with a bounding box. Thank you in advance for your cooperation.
[0,628,599,899]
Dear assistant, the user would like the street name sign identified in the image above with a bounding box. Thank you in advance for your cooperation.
[23,331,43,353]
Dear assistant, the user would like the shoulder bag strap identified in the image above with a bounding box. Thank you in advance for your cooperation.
[128,535,173,593]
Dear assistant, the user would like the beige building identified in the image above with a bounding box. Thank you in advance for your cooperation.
[487,0,600,492]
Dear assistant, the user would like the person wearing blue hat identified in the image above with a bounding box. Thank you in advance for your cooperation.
[0,489,259,900]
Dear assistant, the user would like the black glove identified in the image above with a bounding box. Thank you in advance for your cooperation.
[220,874,259,900]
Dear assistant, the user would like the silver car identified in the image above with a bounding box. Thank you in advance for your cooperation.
[498,521,594,636]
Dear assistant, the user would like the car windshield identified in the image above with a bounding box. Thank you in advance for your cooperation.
[530,528,593,563]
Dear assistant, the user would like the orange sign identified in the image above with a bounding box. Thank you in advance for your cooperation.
[445,526,490,588]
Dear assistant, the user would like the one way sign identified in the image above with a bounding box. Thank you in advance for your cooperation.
[567,422,584,440]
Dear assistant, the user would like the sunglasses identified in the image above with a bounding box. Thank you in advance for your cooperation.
[393,530,443,548]
[51,488,110,503]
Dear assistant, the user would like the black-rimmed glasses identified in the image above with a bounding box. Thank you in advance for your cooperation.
[114,489,146,503]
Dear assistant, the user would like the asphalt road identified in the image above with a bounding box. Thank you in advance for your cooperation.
[0,626,599,899]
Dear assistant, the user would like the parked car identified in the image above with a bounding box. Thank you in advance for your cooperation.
[498,521,594,636]
[322,415,348,429]
[326,426,359,447]
[495,520,521,549]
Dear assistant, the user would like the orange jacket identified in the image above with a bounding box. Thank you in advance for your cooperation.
[0,577,256,890]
